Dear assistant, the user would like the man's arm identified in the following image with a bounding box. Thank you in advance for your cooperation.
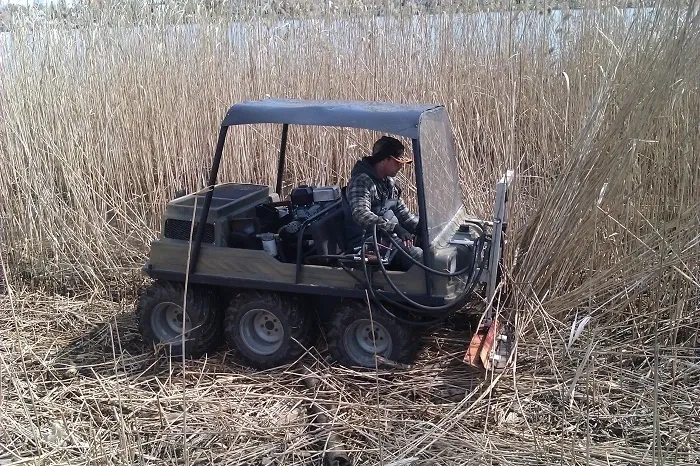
[394,198,419,233]
[347,174,397,233]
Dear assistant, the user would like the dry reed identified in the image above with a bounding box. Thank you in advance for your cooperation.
[0,288,698,464]
[0,0,699,464]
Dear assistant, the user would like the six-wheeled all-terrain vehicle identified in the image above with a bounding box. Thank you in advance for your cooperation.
[136,99,514,371]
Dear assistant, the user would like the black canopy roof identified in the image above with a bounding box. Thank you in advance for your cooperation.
[221,99,442,139]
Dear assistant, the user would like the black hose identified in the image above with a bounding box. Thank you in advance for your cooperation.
[372,225,484,313]
[384,229,486,277]
[371,265,482,320]
[332,223,487,327]
[342,253,452,318]
[359,238,450,328]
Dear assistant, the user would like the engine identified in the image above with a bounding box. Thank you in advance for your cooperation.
[253,184,343,262]
[160,181,344,262]
[279,185,341,234]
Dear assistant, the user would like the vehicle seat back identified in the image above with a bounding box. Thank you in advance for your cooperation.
[306,202,347,262]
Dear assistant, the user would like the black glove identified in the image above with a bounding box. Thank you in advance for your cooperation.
[393,224,414,242]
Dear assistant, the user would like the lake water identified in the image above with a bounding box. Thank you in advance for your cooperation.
[1,7,660,68]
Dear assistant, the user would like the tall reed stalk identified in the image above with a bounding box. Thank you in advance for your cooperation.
[3,2,695,304]
[0,2,698,464]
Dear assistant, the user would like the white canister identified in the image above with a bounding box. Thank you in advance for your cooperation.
[258,233,278,257]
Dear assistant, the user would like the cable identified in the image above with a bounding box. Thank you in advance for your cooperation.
[307,223,487,326]
[384,228,487,277]
[342,252,451,319]
[372,225,484,313]
[358,238,450,328]
[360,227,485,322]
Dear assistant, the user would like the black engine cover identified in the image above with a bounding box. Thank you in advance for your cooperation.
[291,186,314,206]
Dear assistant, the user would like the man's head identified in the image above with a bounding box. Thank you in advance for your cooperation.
[368,136,412,178]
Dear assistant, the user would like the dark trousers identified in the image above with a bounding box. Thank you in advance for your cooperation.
[391,245,423,271]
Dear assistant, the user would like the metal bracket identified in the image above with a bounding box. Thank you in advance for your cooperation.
[448,238,475,246]
[465,170,515,372]
[485,170,514,312]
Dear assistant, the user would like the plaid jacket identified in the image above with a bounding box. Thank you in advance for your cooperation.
[345,159,419,236]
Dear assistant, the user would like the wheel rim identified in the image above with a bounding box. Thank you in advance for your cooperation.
[343,319,392,367]
[239,308,284,355]
[150,301,192,344]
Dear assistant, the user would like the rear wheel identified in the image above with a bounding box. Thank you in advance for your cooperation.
[326,300,421,368]
[137,281,222,358]
[224,292,315,369]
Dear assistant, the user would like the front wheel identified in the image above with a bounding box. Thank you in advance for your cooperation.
[326,300,421,368]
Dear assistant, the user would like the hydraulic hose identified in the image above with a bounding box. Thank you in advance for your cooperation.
[358,238,451,328]
[329,223,487,326]
[351,225,487,326]
[383,228,486,277]
[371,225,484,313]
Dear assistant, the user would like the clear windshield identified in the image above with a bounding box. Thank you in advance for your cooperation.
[418,108,462,243]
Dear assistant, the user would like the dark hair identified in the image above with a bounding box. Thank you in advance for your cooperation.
[368,136,404,165]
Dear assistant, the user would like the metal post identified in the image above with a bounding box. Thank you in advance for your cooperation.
[189,125,229,275]
[412,138,432,295]
[276,124,289,198]
[486,170,514,305]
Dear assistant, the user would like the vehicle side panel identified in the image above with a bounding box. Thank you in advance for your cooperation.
[146,241,428,293]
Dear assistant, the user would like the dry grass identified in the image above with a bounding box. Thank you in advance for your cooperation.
[5,2,696,293]
[1,290,698,464]
[1,1,699,464]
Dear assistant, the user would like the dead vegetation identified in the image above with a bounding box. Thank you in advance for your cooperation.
[0,0,699,464]
[1,288,698,464]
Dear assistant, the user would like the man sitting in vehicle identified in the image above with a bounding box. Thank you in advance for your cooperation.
[344,135,423,271]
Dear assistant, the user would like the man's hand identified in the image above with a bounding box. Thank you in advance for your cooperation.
[393,225,414,248]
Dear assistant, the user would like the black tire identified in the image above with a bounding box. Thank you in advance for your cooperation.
[224,291,315,370]
[137,281,222,358]
[326,300,421,368]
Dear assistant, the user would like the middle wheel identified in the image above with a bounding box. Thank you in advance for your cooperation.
[326,299,422,368]
[224,291,315,369]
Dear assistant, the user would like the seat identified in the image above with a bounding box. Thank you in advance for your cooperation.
[305,202,347,264]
